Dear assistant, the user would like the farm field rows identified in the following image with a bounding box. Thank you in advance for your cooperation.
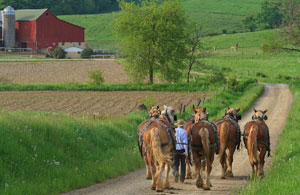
[0,91,207,116]
[0,60,128,84]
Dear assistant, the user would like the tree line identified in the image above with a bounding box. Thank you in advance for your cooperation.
[0,0,138,15]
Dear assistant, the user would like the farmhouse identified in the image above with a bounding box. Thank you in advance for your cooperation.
[0,6,85,51]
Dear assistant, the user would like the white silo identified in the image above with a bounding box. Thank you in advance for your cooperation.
[2,6,16,48]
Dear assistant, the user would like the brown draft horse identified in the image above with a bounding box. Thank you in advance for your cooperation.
[214,107,241,179]
[244,108,269,178]
[189,105,217,190]
[184,105,211,179]
[138,105,161,180]
[137,105,176,192]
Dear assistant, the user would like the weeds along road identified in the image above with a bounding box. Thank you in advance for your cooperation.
[65,84,293,195]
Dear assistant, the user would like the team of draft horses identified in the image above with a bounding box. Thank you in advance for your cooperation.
[137,105,270,192]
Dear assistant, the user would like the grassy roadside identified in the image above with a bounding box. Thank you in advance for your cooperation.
[241,85,300,195]
[0,82,263,194]
[0,78,255,92]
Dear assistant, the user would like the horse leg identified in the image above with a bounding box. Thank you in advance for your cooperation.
[148,151,156,190]
[258,147,266,177]
[220,150,227,179]
[185,157,192,179]
[225,145,236,177]
[193,152,203,189]
[250,163,255,179]
[203,158,212,190]
[155,161,164,192]
[163,164,170,189]
[144,150,152,180]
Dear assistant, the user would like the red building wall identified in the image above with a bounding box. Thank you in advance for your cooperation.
[15,21,36,49]
[35,10,85,49]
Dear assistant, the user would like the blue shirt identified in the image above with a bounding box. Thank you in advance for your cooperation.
[175,127,188,153]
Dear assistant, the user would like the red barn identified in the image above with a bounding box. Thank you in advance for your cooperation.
[2,8,85,50]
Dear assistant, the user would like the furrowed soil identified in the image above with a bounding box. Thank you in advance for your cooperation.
[64,84,293,195]
[0,91,207,116]
[0,60,128,83]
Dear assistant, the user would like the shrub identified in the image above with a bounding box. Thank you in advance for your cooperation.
[222,29,227,34]
[88,70,104,85]
[81,48,95,58]
[140,95,157,108]
[52,47,66,59]
[256,72,268,78]
[227,76,239,91]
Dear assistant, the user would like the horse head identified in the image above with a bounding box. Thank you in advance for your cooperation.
[193,105,208,123]
[160,105,177,125]
[252,108,268,121]
[225,106,241,121]
[149,105,161,119]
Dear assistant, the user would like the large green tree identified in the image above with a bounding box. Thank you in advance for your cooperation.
[114,0,187,84]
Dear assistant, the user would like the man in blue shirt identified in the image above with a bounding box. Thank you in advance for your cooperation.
[174,119,188,183]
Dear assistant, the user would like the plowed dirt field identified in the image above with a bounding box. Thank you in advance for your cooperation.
[0,60,128,83]
[0,91,207,116]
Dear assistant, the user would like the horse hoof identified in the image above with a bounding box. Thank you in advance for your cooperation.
[196,180,203,189]
[221,175,225,179]
[163,182,170,189]
[203,184,210,190]
[156,189,163,192]
[146,175,152,180]
[151,186,156,190]
[225,171,233,177]
[185,174,192,179]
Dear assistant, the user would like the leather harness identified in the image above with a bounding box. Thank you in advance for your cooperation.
[137,119,176,158]
[243,121,269,147]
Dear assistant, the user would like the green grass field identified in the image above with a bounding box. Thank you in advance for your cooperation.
[58,0,263,49]
[0,81,262,194]
[241,84,300,194]
[196,30,300,83]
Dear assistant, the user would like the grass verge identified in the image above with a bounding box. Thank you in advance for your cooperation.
[0,78,255,92]
[0,82,263,194]
[241,85,300,195]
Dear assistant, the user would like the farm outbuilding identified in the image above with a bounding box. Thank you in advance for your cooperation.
[0,6,85,51]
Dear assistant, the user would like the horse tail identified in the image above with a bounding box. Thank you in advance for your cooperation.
[151,128,172,165]
[218,122,229,160]
[199,128,210,164]
[248,125,258,164]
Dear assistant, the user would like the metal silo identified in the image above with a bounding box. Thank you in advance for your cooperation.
[2,6,15,48]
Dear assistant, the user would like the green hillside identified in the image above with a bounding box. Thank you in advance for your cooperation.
[58,0,263,49]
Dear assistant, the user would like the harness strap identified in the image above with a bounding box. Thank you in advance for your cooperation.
[215,118,241,149]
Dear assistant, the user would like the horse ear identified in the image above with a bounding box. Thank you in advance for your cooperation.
[164,105,167,110]
[193,105,196,113]
[202,107,206,112]
[227,106,230,110]
[263,109,268,114]
[236,108,240,112]
[253,108,257,113]
[149,106,152,110]
[157,105,160,109]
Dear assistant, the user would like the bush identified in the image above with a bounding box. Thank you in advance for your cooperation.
[256,72,268,78]
[52,47,66,59]
[88,70,104,85]
[227,76,239,91]
[140,95,157,108]
[222,29,227,34]
[81,48,94,58]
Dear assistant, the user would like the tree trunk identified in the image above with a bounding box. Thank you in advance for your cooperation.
[149,63,153,84]
[187,64,192,83]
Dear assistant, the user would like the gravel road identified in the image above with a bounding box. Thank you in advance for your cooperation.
[64,84,293,195]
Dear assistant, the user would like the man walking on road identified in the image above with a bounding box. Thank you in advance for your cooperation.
[174,119,188,183]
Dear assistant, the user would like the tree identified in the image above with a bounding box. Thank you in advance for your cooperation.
[257,0,283,29]
[185,23,203,83]
[242,14,258,32]
[114,0,187,84]
[279,0,300,47]
[52,47,66,59]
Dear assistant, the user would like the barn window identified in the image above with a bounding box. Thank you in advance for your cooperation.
[37,42,41,46]
[46,12,48,16]
[62,42,65,46]
[52,42,56,46]
[45,42,49,46]
[78,42,81,46]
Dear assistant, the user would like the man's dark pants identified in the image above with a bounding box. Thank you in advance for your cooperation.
[173,149,186,182]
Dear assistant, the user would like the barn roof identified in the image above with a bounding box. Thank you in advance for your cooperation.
[15,9,47,21]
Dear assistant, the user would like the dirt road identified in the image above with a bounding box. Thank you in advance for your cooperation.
[65,84,293,195]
